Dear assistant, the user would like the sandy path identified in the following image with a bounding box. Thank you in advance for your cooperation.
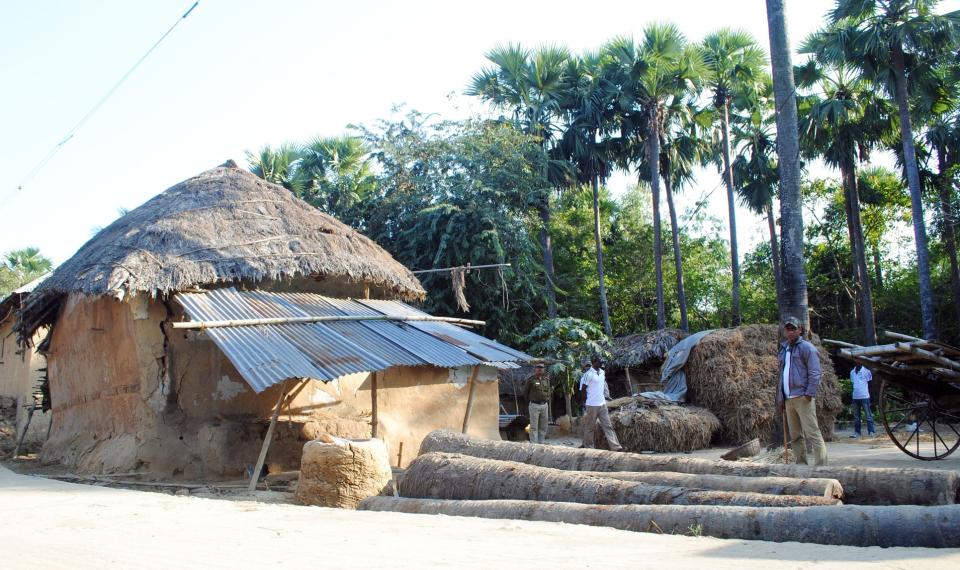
[2,466,958,569]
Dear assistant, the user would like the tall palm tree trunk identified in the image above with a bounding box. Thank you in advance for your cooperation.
[648,130,666,330]
[935,148,960,329]
[664,169,689,331]
[765,0,810,328]
[720,102,741,326]
[766,203,784,319]
[892,42,937,340]
[592,173,612,336]
[872,245,884,290]
[538,205,559,318]
[840,157,877,345]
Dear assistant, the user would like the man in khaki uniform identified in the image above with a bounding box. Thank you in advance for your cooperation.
[776,316,827,465]
[522,363,552,444]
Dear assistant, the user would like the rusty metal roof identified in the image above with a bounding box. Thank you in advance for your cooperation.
[174,287,532,393]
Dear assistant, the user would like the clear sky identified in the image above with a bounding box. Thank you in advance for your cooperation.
[1,0,957,265]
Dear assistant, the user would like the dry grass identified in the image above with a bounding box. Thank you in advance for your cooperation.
[683,324,842,445]
[18,162,425,339]
[598,397,721,452]
[606,329,688,371]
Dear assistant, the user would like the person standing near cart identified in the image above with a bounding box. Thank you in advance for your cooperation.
[776,316,828,465]
[849,364,876,438]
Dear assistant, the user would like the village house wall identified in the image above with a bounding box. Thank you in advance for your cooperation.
[41,294,500,478]
[0,318,50,449]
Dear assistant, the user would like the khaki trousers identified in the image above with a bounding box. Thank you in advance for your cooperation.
[528,402,549,444]
[582,405,622,451]
[785,396,828,466]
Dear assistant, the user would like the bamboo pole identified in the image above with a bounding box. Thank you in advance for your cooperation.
[461,366,481,434]
[898,343,960,372]
[248,381,290,492]
[884,330,926,343]
[172,314,485,330]
[843,344,905,357]
[822,339,862,349]
[411,263,511,275]
[371,371,379,438]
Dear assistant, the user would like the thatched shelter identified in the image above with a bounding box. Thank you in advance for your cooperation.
[605,329,687,396]
[15,162,530,478]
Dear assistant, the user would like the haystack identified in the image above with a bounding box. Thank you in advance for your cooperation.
[596,397,720,452]
[683,324,842,444]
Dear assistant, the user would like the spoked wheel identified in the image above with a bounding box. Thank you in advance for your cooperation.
[879,380,960,460]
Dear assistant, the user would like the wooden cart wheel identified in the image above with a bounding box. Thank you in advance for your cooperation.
[878,380,960,460]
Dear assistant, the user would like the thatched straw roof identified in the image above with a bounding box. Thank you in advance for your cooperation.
[606,329,688,370]
[17,162,424,339]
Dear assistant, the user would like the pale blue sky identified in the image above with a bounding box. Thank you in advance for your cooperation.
[2,0,956,265]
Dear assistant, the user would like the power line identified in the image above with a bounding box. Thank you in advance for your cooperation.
[5,2,200,202]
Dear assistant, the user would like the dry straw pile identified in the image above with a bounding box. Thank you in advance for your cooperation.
[684,324,842,444]
[597,398,721,452]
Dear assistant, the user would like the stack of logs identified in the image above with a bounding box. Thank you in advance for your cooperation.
[359,430,960,548]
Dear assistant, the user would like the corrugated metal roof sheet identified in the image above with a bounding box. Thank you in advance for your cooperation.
[174,287,531,393]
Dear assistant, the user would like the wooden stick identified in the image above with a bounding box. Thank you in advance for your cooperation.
[172,314,485,330]
[782,410,789,464]
[397,442,404,468]
[822,339,863,349]
[411,263,511,275]
[461,366,481,434]
[12,403,36,457]
[843,344,905,357]
[248,381,290,492]
[884,330,926,343]
[898,343,960,372]
[371,371,379,438]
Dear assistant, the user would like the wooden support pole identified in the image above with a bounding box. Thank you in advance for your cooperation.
[624,367,634,395]
[461,365,481,434]
[371,371,379,438]
[248,380,290,492]
[173,314,485,330]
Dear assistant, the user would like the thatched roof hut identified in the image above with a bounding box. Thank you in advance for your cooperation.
[606,329,688,372]
[18,161,424,339]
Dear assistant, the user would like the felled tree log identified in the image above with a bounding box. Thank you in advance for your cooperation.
[359,497,960,548]
[401,453,839,507]
[419,430,959,506]
[580,470,842,499]
[295,436,393,509]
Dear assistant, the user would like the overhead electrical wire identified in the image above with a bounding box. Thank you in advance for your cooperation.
[3,2,200,204]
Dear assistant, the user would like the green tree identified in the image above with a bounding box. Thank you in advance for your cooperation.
[523,317,609,418]
[825,0,960,339]
[245,143,305,194]
[468,44,571,318]
[298,135,377,226]
[1,247,52,296]
[701,28,769,326]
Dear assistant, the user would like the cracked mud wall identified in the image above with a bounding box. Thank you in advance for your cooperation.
[41,294,501,478]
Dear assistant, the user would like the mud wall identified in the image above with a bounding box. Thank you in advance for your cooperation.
[0,321,50,448]
[42,295,501,478]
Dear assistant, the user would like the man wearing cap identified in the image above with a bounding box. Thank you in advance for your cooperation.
[581,356,623,451]
[776,316,828,465]
[523,363,552,444]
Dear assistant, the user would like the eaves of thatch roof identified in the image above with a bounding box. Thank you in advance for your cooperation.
[16,162,425,340]
[605,328,688,370]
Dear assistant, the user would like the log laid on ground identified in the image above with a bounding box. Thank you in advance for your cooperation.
[419,430,960,506]
[401,453,839,507]
[359,497,960,548]
[295,436,393,509]
[580,470,842,499]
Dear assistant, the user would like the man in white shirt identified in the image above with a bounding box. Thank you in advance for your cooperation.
[849,364,876,438]
[580,356,622,451]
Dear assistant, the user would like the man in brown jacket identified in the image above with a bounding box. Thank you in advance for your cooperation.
[776,316,827,465]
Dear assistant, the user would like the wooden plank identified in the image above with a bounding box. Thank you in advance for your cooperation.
[172,314,485,330]
[371,371,379,438]
[248,381,290,492]
[461,365,481,434]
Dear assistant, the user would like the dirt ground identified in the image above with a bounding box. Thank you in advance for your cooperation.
[2,426,960,568]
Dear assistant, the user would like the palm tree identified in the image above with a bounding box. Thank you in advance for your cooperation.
[794,50,892,345]
[468,44,570,318]
[765,0,811,328]
[299,135,376,219]
[925,109,960,328]
[731,89,785,317]
[606,27,705,330]
[825,0,960,339]
[701,29,769,326]
[556,52,617,335]
[4,247,52,286]
[245,143,304,194]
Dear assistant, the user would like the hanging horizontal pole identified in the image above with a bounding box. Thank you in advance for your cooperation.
[411,263,511,275]
[172,314,485,330]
